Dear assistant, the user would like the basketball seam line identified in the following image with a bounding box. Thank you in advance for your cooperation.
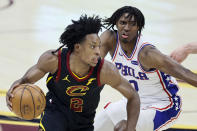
[26,87,36,119]
[20,85,26,119]
[28,84,46,110]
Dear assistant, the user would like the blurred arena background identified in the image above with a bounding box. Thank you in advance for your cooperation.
[0,0,197,130]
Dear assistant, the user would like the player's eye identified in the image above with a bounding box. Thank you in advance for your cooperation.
[130,22,137,26]
[91,45,95,49]
[120,21,126,25]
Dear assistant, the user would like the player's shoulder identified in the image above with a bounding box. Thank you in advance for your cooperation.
[39,49,58,64]
[139,44,155,56]
[138,35,156,53]
[102,30,115,36]
[101,30,116,41]
[37,49,58,73]
[101,60,119,75]
[100,59,121,85]
[138,43,160,66]
[101,30,117,50]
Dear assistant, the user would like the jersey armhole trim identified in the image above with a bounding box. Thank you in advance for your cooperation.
[55,48,62,82]
[137,43,157,73]
[97,59,104,86]
[112,32,119,62]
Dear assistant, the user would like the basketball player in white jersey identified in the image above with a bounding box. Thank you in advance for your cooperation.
[94,6,197,131]
[170,42,197,63]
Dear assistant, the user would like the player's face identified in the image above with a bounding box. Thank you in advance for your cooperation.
[116,13,139,44]
[79,34,101,67]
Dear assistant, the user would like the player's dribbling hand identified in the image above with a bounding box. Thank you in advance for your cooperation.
[6,84,19,111]
[114,120,136,131]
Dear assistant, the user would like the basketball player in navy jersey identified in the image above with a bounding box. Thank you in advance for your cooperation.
[6,15,140,131]
[94,6,197,131]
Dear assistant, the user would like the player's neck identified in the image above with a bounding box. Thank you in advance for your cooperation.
[120,36,138,56]
[69,53,91,77]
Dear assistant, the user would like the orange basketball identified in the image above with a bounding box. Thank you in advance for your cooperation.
[11,84,46,120]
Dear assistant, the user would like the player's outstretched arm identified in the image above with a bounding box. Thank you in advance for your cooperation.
[100,60,140,131]
[170,42,197,63]
[139,45,197,87]
[6,50,58,111]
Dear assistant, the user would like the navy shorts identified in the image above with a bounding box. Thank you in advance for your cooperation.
[39,92,94,131]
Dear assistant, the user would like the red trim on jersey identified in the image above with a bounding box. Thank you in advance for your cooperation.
[112,41,119,62]
[149,71,173,110]
[112,32,120,62]
[56,49,62,82]
[66,51,94,82]
[97,59,104,86]
[104,102,112,109]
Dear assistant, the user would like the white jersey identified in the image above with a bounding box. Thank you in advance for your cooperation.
[94,33,182,131]
[112,33,180,110]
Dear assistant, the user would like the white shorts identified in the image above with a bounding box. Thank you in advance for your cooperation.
[94,96,182,131]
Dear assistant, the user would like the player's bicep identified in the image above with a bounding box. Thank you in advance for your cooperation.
[139,45,190,78]
[37,50,58,74]
[21,50,58,84]
[139,46,171,71]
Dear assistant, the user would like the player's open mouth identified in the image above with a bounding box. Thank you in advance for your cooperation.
[122,34,128,39]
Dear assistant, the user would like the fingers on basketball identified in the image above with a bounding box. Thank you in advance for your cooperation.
[10,84,46,120]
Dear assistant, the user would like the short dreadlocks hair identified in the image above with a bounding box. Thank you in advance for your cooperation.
[52,14,102,54]
[103,6,145,35]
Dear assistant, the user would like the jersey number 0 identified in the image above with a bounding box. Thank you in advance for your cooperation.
[129,80,139,91]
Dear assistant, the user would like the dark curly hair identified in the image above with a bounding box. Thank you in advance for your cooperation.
[52,14,103,54]
[103,6,145,35]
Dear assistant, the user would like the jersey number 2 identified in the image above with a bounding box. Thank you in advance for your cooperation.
[70,98,83,112]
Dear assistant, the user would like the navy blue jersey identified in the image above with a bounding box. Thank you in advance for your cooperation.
[45,48,104,126]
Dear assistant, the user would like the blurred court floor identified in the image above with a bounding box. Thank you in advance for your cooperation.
[0,0,197,130]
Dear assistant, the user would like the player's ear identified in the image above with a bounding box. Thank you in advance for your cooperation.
[74,43,80,52]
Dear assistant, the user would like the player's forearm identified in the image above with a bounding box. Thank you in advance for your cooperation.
[10,77,30,89]
[171,64,197,87]
[184,42,197,54]
[182,69,197,87]
[126,92,140,130]
[164,64,197,87]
